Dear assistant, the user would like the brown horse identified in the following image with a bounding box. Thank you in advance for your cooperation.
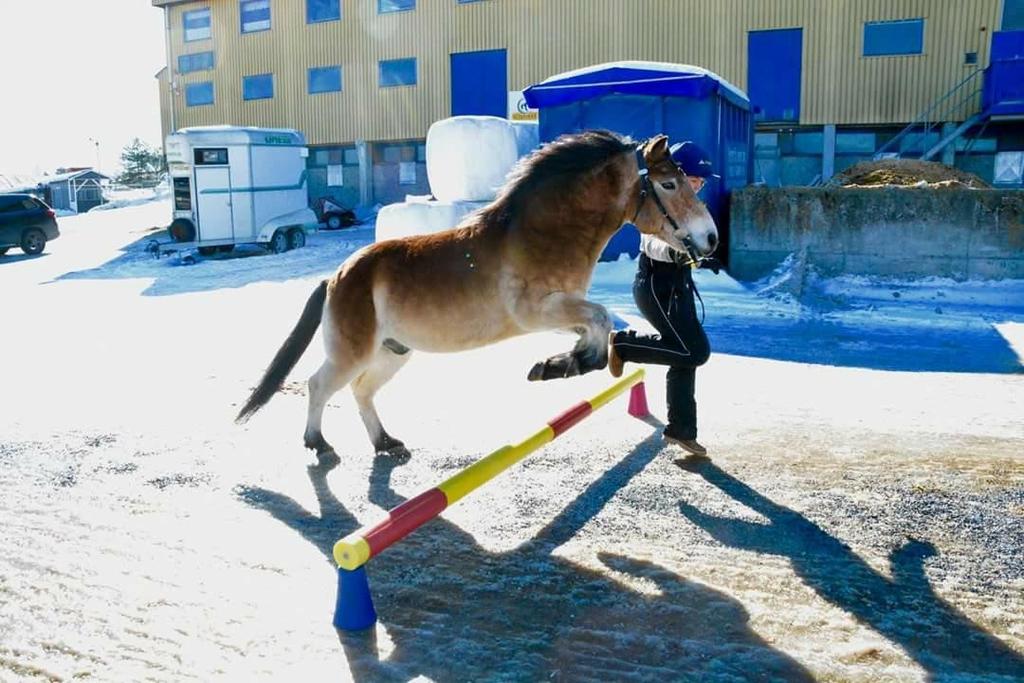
[236,131,718,456]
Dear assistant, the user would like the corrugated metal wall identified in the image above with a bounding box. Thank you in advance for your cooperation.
[160,0,1002,145]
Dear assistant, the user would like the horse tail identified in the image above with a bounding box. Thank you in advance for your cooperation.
[236,280,328,423]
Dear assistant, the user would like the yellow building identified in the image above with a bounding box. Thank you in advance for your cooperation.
[152,0,1024,202]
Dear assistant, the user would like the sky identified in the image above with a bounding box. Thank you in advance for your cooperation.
[0,1,167,177]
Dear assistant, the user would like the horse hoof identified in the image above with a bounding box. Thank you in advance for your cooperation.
[527,362,545,381]
[380,445,412,461]
[374,434,408,458]
[315,450,341,467]
[528,354,582,381]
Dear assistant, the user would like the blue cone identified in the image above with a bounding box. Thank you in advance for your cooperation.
[333,566,377,631]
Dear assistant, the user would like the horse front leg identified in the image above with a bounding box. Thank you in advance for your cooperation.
[525,293,612,381]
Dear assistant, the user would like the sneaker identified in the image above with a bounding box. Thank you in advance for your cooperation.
[608,330,624,378]
[664,432,707,456]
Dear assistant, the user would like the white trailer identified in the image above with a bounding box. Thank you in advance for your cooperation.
[155,126,318,257]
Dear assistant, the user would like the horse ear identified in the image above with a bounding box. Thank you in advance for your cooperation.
[643,135,670,163]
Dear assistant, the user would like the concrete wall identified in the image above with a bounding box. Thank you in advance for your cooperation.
[730,187,1024,280]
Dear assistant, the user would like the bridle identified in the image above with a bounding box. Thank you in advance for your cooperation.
[630,144,700,267]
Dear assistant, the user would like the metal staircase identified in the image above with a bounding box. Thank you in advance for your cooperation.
[873,68,988,161]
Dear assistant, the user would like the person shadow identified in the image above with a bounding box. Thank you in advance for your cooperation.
[237,425,814,682]
[675,456,1024,680]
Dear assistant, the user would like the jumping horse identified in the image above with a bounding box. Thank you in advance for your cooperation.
[236,131,718,456]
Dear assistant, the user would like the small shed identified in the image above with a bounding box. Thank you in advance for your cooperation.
[524,61,754,262]
[44,168,110,213]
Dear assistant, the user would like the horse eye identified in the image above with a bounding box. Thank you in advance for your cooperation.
[660,181,677,191]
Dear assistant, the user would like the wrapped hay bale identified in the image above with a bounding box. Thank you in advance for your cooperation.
[426,116,519,202]
[375,198,488,242]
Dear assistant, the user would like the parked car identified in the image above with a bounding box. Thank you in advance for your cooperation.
[0,194,60,256]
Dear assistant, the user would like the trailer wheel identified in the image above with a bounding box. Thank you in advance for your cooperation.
[217,244,234,254]
[288,229,306,250]
[326,214,343,230]
[197,246,219,256]
[269,230,289,254]
[168,218,196,243]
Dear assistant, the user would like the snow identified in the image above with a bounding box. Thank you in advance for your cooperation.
[90,184,171,212]
[426,116,520,202]
[1,199,1023,681]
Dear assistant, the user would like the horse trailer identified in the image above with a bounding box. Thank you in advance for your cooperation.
[155,126,319,257]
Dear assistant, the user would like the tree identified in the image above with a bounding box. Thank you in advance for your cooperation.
[118,138,165,188]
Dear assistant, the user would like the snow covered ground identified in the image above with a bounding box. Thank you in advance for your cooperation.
[1,198,1022,681]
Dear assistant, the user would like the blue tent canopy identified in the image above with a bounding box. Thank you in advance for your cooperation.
[524,62,750,111]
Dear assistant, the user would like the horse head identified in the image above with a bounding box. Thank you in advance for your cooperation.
[632,135,719,260]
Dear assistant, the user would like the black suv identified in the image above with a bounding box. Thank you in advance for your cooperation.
[0,194,60,256]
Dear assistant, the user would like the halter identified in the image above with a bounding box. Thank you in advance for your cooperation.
[631,144,700,267]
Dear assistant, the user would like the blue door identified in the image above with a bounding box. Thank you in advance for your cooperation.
[450,49,507,117]
[748,28,802,122]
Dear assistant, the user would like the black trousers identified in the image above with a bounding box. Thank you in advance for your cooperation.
[613,254,710,439]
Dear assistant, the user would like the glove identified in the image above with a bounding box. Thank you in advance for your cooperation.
[670,248,696,268]
[698,257,723,274]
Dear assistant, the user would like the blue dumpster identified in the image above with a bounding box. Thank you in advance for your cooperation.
[524,61,753,262]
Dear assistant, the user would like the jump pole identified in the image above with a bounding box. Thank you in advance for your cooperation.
[331,368,649,631]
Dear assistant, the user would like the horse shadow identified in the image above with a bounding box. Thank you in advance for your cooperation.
[675,456,1024,680]
[237,430,814,682]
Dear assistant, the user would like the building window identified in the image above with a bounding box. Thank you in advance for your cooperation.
[308,66,343,94]
[863,18,924,57]
[307,0,341,23]
[379,0,415,14]
[965,51,978,65]
[310,147,359,167]
[186,82,214,106]
[240,0,271,33]
[178,51,215,74]
[183,7,211,42]
[243,73,274,100]
[379,58,416,87]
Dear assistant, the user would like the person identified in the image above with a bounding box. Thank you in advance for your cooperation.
[607,140,720,456]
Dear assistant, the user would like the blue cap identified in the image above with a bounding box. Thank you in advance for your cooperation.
[669,141,718,178]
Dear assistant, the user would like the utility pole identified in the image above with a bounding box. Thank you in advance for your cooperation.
[88,137,101,172]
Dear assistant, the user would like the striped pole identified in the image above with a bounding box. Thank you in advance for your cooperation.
[333,368,647,571]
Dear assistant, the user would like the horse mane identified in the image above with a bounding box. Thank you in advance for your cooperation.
[481,130,633,225]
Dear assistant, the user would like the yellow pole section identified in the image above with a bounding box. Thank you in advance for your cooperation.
[587,368,645,411]
[334,537,371,571]
[438,426,555,505]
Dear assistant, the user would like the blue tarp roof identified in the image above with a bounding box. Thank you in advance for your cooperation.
[523,61,750,110]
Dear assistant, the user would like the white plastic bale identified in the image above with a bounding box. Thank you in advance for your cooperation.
[426,116,519,202]
[375,200,489,242]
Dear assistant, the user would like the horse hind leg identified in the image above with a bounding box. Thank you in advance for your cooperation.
[304,360,361,457]
[351,341,412,455]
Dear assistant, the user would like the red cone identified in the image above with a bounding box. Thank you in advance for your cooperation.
[628,382,650,418]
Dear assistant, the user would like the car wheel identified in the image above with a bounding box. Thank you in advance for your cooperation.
[288,229,306,250]
[326,214,342,230]
[0,247,9,256]
[197,246,219,256]
[269,230,289,254]
[21,229,46,255]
